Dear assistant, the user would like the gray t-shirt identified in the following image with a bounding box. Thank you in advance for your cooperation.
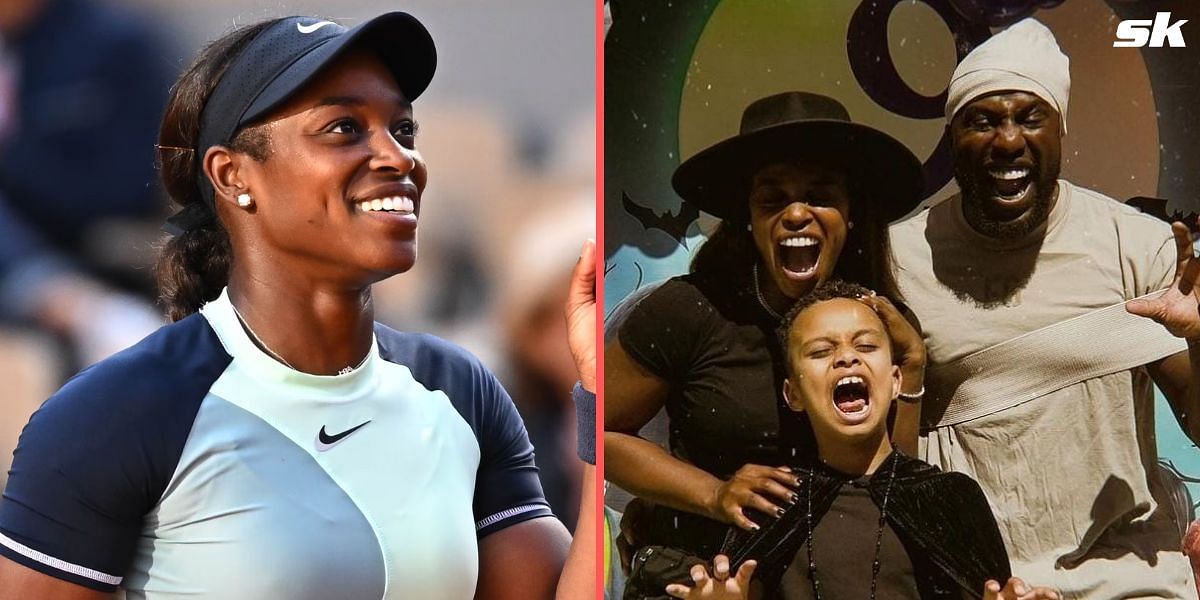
[890,180,1193,599]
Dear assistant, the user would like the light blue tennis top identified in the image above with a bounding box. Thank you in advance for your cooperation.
[0,289,553,598]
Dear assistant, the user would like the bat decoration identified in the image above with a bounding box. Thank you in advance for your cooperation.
[1128,196,1200,234]
[622,191,700,248]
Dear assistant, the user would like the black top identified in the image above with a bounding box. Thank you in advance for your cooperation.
[780,481,920,600]
[723,453,1011,600]
[617,271,814,555]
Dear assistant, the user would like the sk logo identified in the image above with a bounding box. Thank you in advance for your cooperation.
[1114,12,1187,48]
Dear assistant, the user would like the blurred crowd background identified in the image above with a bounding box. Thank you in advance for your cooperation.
[0,0,596,532]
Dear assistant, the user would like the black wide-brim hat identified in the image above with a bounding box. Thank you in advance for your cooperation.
[672,92,925,224]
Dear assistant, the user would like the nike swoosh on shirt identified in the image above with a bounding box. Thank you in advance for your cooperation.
[315,420,371,452]
[297,21,336,34]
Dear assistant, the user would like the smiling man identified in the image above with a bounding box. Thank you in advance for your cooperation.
[889,18,1199,598]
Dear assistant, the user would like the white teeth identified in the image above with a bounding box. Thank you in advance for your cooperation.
[780,237,819,248]
[357,196,416,213]
[989,168,1029,180]
[836,375,864,387]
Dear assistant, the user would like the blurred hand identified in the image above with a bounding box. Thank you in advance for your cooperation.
[1127,222,1200,340]
[708,464,799,530]
[983,577,1059,600]
[564,239,596,392]
[665,555,756,600]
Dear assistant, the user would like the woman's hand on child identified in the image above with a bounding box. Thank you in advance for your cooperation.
[708,464,800,530]
[857,293,926,374]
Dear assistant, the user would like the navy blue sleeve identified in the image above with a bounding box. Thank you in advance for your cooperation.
[375,327,555,538]
[0,315,229,591]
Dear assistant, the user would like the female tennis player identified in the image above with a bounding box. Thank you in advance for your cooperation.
[0,12,596,599]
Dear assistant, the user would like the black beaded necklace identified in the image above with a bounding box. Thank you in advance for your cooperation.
[805,453,899,600]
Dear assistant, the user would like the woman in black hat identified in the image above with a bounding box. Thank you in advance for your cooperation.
[0,13,595,600]
[605,92,928,559]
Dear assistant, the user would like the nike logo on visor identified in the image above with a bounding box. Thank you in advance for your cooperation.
[297,21,336,34]
[315,420,371,452]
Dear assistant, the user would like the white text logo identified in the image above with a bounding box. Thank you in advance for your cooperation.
[1114,12,1187,47]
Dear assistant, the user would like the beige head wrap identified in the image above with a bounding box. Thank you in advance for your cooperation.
[945,18,1070,134]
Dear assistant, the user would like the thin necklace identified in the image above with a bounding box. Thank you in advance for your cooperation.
[752,263,783,320]
[231,303,368,375]
[806,453,899,600]
[231,303,298,370]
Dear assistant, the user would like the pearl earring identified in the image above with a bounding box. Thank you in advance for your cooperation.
[848,220,855,230]
[236,193,253,208]
[746,223,752,232]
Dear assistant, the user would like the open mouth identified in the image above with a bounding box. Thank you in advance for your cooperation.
[354,196,416,215]
[987,167,1033,203]
[832,375,871,423]
[778,236,820,279]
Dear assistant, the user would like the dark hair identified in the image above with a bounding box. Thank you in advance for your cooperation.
[688,173,898,298]
[155,20,279,322]
[776,279,874,377]
[688,220,757,277]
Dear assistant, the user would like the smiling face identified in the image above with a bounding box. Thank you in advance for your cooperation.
[747,161,851,300]
[218,49,427,283]
[951,91,1062,240]
[784,298,900,448]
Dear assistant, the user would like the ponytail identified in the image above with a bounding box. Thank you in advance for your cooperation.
[155,224,232,322]
[153,20,277,320]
